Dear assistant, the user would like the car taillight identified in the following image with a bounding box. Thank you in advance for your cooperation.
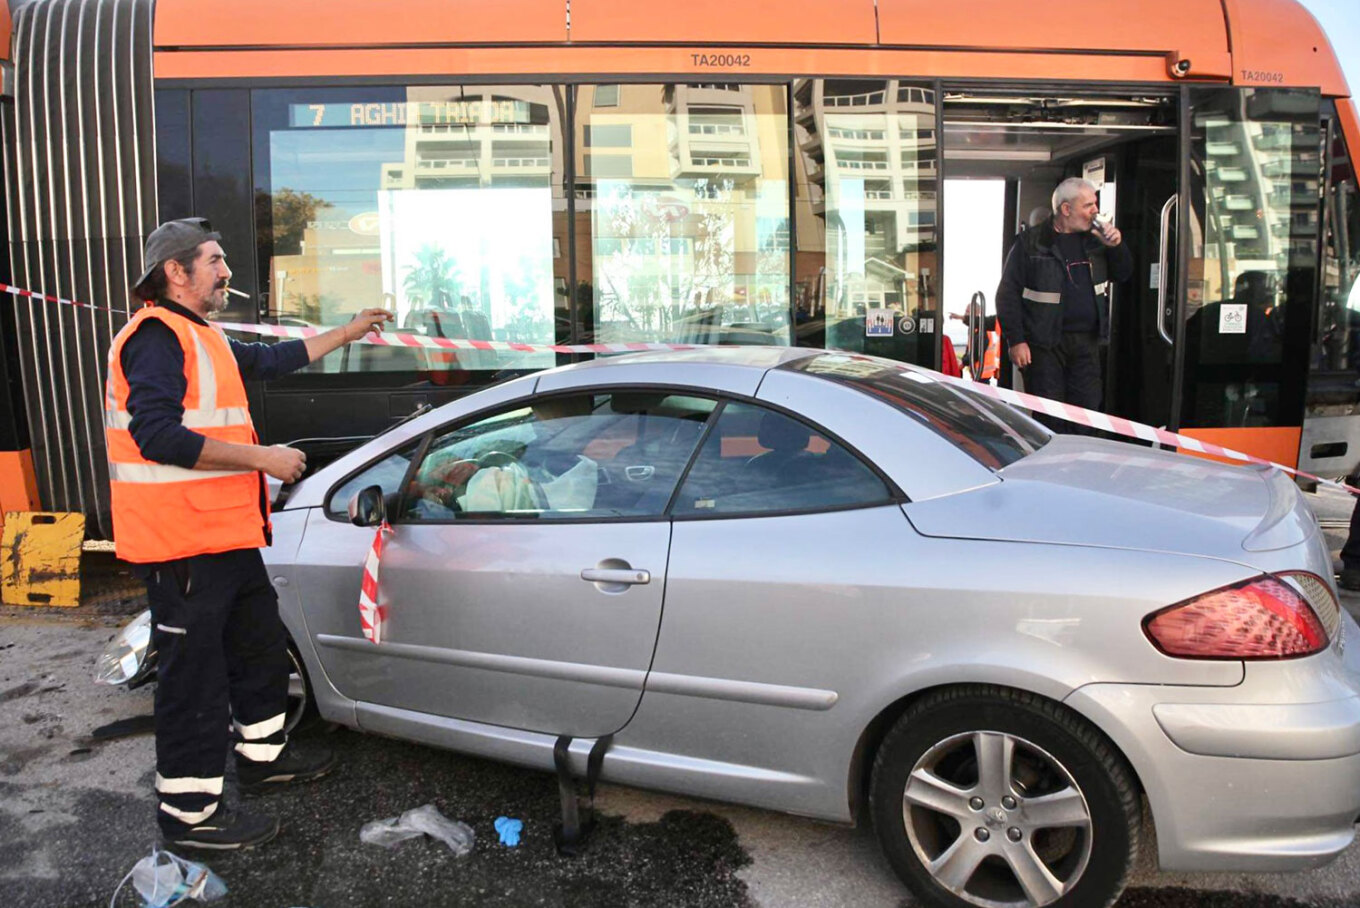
[1143,575,1329,659]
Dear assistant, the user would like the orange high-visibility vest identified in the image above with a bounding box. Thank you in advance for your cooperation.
[980,324,1001,381]
[104,306,268,563]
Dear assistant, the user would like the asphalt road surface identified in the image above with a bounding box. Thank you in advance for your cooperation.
[5,530,1360,907]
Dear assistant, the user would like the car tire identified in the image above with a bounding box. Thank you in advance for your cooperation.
[869,685,1140,908]
[283,644,316,735]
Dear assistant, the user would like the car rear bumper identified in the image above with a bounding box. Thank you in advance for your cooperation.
[1151,697,1360,760]
[1066,681,1360,871]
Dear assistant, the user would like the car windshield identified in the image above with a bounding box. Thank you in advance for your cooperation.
[783,353,1050,470]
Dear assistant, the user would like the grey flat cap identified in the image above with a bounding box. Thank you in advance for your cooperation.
[132,217,222,298]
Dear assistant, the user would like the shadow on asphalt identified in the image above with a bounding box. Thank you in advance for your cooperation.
[7,712,1349,907]
[11,722,754,908]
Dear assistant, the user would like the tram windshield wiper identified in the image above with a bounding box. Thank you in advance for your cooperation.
[375,402,434,439]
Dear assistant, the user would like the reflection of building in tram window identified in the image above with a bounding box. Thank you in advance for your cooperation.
[579,83,792,346]
[265,83,564,377]
[791,79,938,363]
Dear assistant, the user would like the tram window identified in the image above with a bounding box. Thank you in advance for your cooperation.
[573,84,791,347]
[791,79,939,368]
[1181,88,1320,429]
[1313,107,1360,385]
[250,85,569,384]
[154,90,192,226]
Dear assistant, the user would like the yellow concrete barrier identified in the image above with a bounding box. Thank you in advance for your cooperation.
[1,511,84,607]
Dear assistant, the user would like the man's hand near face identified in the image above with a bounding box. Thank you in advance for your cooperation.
[1093,224,1123,247]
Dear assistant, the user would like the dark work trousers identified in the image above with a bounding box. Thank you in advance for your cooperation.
[1022,331,1103,434]
[146,548,290,836]
[1342,497,1360,570]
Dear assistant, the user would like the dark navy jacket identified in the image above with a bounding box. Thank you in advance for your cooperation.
[995,220,1134,348]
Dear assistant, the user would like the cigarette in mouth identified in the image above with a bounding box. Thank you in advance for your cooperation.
[224,287,250,298]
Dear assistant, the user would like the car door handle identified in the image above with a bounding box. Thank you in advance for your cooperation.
[580,568,650,585]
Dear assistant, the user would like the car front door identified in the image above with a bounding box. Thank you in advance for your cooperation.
[297,389,713,738]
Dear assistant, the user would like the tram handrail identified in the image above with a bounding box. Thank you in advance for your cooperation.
[1157,193,1178,346]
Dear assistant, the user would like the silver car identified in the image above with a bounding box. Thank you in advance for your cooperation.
[262,347,1360,908]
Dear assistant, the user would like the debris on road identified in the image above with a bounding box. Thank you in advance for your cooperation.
[358,803,474,856]
[111,846,226,907]
[494,816,523,847]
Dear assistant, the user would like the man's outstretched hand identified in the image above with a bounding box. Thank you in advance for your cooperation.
[344,308,394,342]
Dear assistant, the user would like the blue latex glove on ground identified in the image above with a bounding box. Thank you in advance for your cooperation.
[494,816,523,847]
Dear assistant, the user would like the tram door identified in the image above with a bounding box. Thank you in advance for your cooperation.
[1105,131,1180,431]
[1167,88,1321,466]
[1082,87,1319,470]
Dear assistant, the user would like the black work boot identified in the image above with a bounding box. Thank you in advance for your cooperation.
[1340,567,1360,592]
[165,807,279,851]
[237,743,336,793]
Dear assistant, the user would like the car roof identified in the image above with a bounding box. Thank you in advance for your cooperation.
[545,345,819,372]
[534,346,821,397]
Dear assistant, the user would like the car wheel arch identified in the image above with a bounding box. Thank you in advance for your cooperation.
[847,681,1147,825]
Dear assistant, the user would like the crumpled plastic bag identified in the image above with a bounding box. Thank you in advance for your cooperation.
[359,803,474,856]
[110,847,226,908]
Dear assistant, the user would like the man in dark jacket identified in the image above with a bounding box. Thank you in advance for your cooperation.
[995,177,1134,416]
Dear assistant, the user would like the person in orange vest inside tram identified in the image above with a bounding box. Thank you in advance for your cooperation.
[948,294,1000,382]
[995,177,1133,427]
[104,217,392,850]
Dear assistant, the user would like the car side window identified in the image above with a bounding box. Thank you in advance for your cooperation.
[325,440,421,519]
[401,391,716,521]
[672,402,891,516]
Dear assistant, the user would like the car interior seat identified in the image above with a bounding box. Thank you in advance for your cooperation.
[745,411,816,490]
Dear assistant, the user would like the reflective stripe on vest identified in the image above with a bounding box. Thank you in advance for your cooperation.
[108,462,256,483]
[981,326,1001,381]
[104,306,268,563]
[104,406,252,432]
[1022,288,1062,305]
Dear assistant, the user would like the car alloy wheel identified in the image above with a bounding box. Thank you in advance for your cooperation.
[870,685,1139,908]
[903,730,1091,906]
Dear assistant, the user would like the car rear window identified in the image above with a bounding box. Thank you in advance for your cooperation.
[782,353,1049,470]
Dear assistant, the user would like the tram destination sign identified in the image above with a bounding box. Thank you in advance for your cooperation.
[290,100,532,128]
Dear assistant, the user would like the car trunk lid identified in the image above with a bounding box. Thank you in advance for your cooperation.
[903,435,1316,559]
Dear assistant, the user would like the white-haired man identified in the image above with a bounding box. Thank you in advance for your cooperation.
[995,177,1134,419]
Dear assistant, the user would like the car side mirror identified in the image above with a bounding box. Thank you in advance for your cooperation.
[348,485,386,527]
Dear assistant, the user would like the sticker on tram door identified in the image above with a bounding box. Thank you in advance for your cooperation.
[865,309,894,337]
[1219,303,1247,334]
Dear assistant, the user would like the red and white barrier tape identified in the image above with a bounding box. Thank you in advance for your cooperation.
[211,317,1360,496]
[223,318,706,357]
[358,520,391,645]
[927,369,1360,495]
[4,280,1357,495]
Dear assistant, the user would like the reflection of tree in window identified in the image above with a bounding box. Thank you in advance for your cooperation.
[595,181,738,340]
[260,187,329,256]
[402,244,465,312]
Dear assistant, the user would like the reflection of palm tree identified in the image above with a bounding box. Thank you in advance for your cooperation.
[403,244,461,307]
